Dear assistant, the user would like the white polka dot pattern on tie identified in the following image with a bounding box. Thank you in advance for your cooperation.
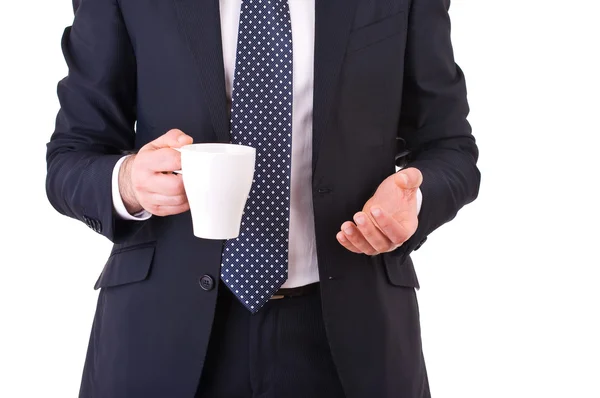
[221,0,293,313]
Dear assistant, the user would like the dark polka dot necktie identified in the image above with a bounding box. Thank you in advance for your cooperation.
[221,0,293,313]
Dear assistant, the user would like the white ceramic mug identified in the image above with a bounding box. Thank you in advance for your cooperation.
[174,143,256,239]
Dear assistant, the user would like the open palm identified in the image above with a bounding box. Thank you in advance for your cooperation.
[336,168,422,255]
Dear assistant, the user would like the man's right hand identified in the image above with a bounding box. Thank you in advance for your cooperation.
[119,129,193,217]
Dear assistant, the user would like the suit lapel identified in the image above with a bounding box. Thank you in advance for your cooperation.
[312,0,359,174]
[173,0,230,143]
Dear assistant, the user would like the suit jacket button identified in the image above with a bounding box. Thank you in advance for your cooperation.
[199,275,215,291]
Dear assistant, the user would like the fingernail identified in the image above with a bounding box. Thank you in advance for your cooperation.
[371,207,382,217]
[344,227,353,235]
[337,232,345,241]
[355,215,365,225]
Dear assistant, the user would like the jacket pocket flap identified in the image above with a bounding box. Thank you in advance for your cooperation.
[94,243,156,290]
[347,11,406,53]
[382,252,420,289]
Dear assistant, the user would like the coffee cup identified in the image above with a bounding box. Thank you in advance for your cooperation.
[174,143,256,239]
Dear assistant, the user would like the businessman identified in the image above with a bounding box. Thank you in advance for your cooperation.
[46,0,480,396]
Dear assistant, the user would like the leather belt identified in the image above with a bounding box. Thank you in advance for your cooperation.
[270,282,320,300]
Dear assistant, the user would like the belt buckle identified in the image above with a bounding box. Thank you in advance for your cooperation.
[270,294,285,300]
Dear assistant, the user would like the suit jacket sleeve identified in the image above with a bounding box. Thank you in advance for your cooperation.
[394,0,481,260]
[46,0,141,243]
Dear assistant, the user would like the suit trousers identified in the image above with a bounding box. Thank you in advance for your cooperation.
[195,282,346,398]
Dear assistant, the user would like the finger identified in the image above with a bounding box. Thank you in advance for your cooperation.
[145,193,188,207]
[142,129,193,151]
[341,221,378,255]
[147,203,191,217]
[336,231,362,254]
[141,148,182,172]
[144,173,186,196]
[369,206,411,246]
[353,212,394,253]
[394,167,423,190]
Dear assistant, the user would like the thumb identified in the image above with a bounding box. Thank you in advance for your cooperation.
[143,129,193,151]
[394,168,423,190]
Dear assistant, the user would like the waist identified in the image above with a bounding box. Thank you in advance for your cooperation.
[218,280,320,300]
[270,282,320,300]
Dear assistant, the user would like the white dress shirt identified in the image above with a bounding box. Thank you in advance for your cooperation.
[112,0,421,288]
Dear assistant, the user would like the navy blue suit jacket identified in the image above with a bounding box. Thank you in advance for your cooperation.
[47,0,480,396]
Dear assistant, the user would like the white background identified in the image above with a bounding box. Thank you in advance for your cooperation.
[1,0,599,397]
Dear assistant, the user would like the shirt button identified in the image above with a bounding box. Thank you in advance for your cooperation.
[199,275,215,291]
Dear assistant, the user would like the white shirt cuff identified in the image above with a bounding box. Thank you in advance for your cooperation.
[416,187,423,215]
[112,156,152,221]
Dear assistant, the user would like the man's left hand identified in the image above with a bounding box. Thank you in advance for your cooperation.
[336,168,423,255]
